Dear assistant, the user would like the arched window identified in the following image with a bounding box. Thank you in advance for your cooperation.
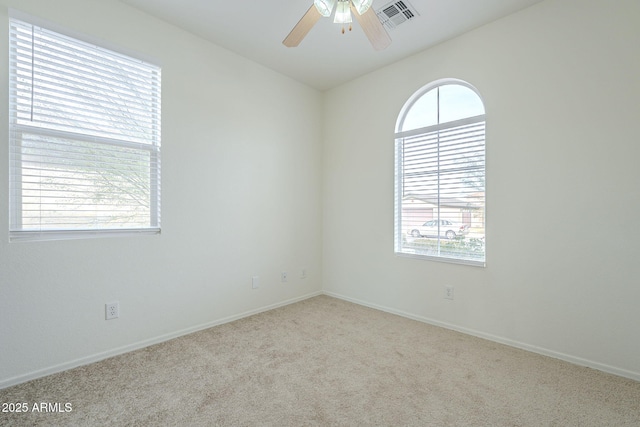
[394,79,485,266]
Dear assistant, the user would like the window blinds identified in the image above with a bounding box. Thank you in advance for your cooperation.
[401,117,485,202]
[395,115,485,265]
[9,18,161,241]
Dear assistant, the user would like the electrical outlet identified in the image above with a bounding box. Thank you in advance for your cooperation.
[105,302,119,320]
[281,272,288,283]
[252,276,259,289]
[444,286,454,300]
[300,268,307,279]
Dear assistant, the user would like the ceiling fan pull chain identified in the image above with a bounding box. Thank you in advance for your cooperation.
[340,23,353,34]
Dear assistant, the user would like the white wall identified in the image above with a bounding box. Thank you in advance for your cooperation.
[0,0,323,387]
[323,0,640,380]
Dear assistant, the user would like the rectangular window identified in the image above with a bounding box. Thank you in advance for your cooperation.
[395,116,485,266]
[9,18,161,241]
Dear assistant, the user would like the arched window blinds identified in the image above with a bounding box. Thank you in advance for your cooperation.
[394,79,485,266]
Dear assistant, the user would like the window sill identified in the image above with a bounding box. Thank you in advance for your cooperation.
[9,228,161,243]
[395,251,486,268]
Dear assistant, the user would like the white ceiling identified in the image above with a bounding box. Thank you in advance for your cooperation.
[118,0,543,91]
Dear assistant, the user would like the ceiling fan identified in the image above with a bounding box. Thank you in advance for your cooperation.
[283,0,391,50]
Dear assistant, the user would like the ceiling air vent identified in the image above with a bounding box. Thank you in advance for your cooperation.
[376,0,420,30]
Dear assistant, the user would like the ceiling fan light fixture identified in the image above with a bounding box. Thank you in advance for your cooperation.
[333,0,353,24]
[314,0,337,17]
[283,0,391,50]
[351,0,373,15]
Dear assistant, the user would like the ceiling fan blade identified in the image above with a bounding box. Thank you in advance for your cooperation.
[351,3,391,51]
[283,5,323,47]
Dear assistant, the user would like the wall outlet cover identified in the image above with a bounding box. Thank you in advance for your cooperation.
[105,302,119,320]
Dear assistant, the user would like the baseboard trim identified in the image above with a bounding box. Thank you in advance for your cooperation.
[0,291,322,390]
[323,291,640,382]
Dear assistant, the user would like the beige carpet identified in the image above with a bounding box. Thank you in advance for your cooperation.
[1,295,639,426]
